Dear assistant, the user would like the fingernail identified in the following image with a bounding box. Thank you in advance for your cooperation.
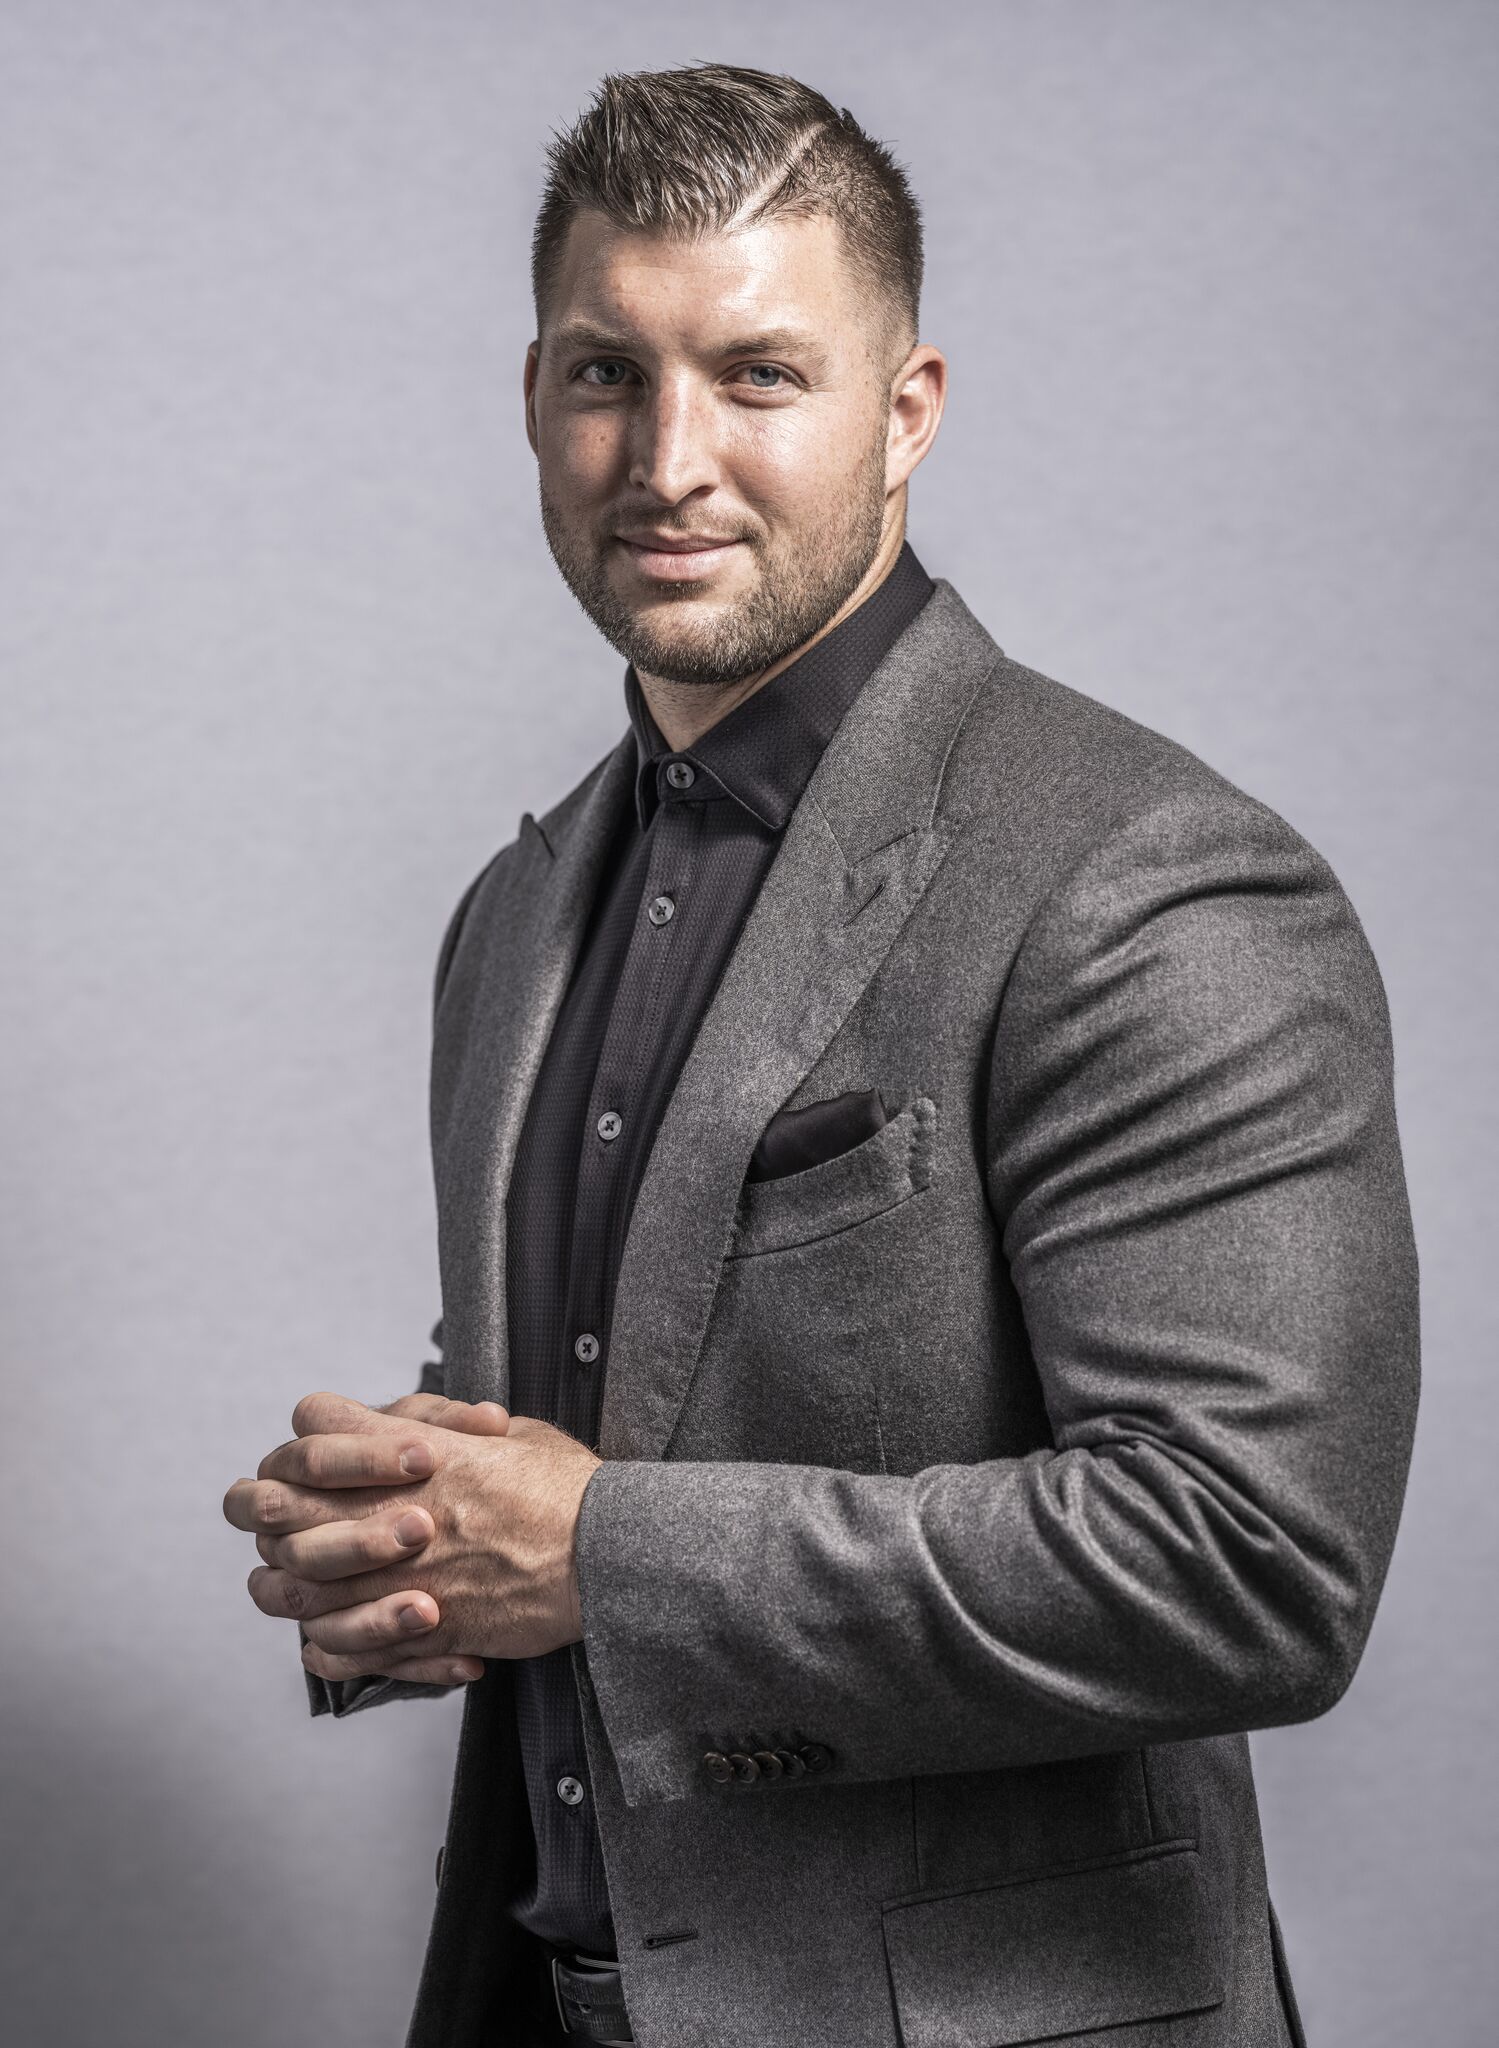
[452,1661,482,1683]
[399,1603,434,1633]
[400,1444,434,1477]
[394,1512,429,1548]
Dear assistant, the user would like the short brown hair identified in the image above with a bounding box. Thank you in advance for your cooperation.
[531,61,924,377]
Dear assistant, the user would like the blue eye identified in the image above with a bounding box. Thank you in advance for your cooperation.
[574,359,793,392]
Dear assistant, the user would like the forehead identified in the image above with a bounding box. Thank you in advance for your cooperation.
[543,209,863,354]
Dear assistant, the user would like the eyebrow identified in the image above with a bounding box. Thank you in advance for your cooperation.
[548,320,830,368]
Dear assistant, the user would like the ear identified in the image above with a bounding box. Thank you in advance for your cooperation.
[524,341,541,457]
[886,344,947,494]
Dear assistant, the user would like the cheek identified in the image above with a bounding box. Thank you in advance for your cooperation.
[545,414,624,493]
[723,403,878,514]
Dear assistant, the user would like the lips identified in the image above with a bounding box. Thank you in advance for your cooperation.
[614,534,744,581]
[616,534,741,552]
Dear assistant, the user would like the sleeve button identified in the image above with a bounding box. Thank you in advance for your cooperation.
[751,1749,784,1779]
[796,1742,833,1773]
[774,1748,805,1778]
[728,1751,761,1782]
[703,1751,733,1782]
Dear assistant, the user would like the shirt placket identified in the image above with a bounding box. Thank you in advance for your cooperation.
[556,777,706,1443]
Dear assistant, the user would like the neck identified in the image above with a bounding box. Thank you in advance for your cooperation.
[636,515,907,754]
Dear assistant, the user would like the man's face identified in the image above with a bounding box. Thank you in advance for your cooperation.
[525,208,902,688]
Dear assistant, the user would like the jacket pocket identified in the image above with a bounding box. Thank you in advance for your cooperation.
[746,1085,889,1182]
[726,1094,938,1259]
[881,1839,1225,2048]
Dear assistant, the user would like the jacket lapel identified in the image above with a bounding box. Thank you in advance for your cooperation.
[435,735,635,1407]
[597,578,1001,1461]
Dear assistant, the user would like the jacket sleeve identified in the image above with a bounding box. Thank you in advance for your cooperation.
[305,862,498,1719]
[571,788,1422,1806]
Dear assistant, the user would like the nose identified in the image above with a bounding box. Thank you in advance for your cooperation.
[626,373,720,504]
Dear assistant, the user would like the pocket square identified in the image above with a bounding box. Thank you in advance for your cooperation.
[746,1087,889,1184]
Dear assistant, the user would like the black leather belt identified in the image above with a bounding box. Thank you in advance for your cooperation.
[548,1947,634,2044]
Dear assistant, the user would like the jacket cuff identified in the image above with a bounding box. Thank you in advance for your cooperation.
[300,1633,460,1717]
[573,1456,913,1807]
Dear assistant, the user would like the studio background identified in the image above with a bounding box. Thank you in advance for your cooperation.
[1,3,1492,2044]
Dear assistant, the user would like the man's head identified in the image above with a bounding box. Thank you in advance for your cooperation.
[523,63,946,694]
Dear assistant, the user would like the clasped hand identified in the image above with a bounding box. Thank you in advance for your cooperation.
[222,1391,603,1686]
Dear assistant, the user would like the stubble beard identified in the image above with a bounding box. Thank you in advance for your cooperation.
[537,431,891,689]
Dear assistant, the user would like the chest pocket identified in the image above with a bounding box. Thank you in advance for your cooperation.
[726,1094,938,1259]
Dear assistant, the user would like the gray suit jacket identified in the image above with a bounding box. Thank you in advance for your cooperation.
[307,577,1420,2048]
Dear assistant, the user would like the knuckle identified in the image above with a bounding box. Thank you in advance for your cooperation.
[257,1484,289,1528]
[298,1440,329,1486]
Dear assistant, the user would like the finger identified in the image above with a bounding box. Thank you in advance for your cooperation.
[291,1390,396,1438]
[261,1503,433,1581]
[258,1430,437,1488]
[380,1393,511,1436]
[301,1637,484,1685]
[225,1475,388,1535]
[296,1588,443,1655]
[247,1560,406,1621]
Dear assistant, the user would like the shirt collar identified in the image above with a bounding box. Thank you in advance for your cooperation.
[623,539,936,835]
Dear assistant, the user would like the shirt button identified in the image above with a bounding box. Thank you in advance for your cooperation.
[664,759,695,789]
[556,1775,585,1806]
[596,1109,623,1142]
[573,1332,600,1364]
[647,893,675,926]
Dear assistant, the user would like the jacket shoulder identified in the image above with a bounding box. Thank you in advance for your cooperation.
[949,630,1346,898]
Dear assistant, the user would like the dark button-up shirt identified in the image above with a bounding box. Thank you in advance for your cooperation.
[501,540,936,1956]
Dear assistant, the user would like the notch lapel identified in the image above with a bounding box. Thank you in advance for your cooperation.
[597,579,1002,1461]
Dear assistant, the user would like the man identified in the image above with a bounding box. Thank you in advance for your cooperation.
[223,61,1419,2048]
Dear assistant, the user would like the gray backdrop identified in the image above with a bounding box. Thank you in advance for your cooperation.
[2,3,1492,2044]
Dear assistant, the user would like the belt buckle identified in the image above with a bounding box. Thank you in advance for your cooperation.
[548,1949,632,2044]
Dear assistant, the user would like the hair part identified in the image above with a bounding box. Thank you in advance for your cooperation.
[531,61,924,383]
